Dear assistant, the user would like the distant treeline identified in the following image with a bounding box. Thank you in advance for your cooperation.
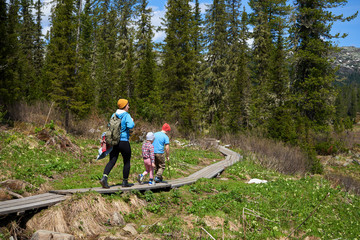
[0,0,358,143]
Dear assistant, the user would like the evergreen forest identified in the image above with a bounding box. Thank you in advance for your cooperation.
[0,0,359,152]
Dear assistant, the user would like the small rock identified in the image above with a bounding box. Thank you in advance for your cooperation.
[352,159,360,165]
[343,162,350,167]
[123,224,138,236]
[112,212,126,226]
[30,230,74,240]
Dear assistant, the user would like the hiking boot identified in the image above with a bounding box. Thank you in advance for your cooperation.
[122,179,131,187]
[100,176,110,189]
[148,180,155,186]
[137,174,144,184]
[154,176,162,183]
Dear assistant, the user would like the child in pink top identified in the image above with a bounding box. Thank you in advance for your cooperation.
[138,132,156,185]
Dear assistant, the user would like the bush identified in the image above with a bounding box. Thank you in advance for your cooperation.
[303,145,324,174]
[314,138,346,156]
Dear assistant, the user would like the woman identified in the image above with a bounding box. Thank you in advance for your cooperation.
[100,98,135,188]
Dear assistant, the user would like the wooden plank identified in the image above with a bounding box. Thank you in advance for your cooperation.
[189,166,220,179]
[188,160,227,179]
[50,182,171,195]
[0,195,67,216]
[218,146,234,156]
[168,178,197,188]
[0,193,62,209]
[195,165,225,179]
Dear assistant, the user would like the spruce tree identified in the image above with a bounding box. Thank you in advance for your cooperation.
[191,0,205,129]
[45,0,87,127]
[1,0,22,104]
[115,0,136,100]
[92,0,122,112]
[224,0,242,131]
[18,0,38,101]
[34,0,44,84]
[77,0,95,108]
[204,0,229,128]
[161,0,197,128]
[0,0,9,105]
[290,0,358,129]
[228,8,251,131]
[134,0,160,120]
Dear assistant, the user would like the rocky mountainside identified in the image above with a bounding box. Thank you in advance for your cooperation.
[333,46,360,80]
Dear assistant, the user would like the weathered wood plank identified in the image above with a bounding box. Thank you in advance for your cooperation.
[0,193,62,208]
[218,146,235,156]
[0,194,67,215]
[168,177,197,188]
[188,160,227,179]
[50,182,171,195]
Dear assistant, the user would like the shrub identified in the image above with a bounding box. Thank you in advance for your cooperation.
[221,133,309,175]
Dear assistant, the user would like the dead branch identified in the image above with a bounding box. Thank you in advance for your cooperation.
[44,101,54,127]
[286,192,330,239]
[201,227,216,240]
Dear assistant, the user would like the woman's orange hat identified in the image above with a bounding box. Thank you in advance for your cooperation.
[117,99,128,109]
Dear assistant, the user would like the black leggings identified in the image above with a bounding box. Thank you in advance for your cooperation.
[104,141,131,180]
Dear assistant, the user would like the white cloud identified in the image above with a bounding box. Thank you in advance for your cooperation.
[150,1,211,43]
[149,5,165,27]
[149,5,166,42]
[41,0,53,37]
[189,2,210,14]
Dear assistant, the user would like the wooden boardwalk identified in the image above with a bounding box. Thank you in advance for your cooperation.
[0,193,67,216]
[0,145,241,216]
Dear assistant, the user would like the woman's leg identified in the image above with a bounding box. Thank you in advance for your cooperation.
[119,141,131,180]
[104,144,120,175]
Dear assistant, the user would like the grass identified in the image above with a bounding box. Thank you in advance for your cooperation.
[130,158,360,239]
[1,125,360,239]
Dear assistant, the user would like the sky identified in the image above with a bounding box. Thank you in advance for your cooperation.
[41,0,360,48]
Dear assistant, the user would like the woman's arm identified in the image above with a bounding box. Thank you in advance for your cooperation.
[126,113,135,129]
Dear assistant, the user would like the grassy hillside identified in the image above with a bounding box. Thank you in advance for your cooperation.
[0,123,359,239]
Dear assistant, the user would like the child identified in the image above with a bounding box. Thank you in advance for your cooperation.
[138,132,156,185]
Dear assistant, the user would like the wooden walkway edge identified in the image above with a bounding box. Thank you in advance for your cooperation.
[0,145,241,216]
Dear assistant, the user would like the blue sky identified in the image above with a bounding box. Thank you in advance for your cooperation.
[41,0,359,47]
[148,0,360,47]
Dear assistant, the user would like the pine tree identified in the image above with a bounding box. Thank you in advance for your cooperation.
[92,0,123,112]
[161,0,197,128]
[348,86,358,122]
[77,0,95,108]
[191,0,205,129]
[269,23,289,107]
[0,0,9,105]
[224,0,242,131]
[115,0,136,100]
[34,0,45,86]
[290,0,358,129]
[1,0,22,104]
[133,0,160,120]
[228,8,251,131]
[45,0,87,127]
[204,0,229,128]
[18,0,38,101]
